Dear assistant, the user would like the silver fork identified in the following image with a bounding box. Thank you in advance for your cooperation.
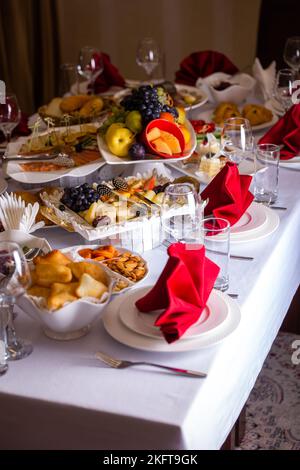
[95,352,207,378]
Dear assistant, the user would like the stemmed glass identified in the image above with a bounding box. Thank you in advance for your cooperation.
[283,37,300,77]
[0,93,21,144]
[77,46,104,86]
[274,68,296,112]
[161,183,203,247]
[0,242,32,374]
[221,117,253,165]
[136,38,160,82]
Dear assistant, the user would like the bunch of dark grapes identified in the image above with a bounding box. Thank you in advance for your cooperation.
[121,85,178,125]
[61,183,100,213]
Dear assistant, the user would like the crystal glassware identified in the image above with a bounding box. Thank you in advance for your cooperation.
[221,117,253,165]
[0,242,32,368]
[274,68,296,112]
[77,46,103,85]
[136,37,161,82]
[283,37,300,77]
[161,183,203,248]
[254,143,280,204]
[59,63,80,96]
[200,217,230,291]
[0,93,21,144]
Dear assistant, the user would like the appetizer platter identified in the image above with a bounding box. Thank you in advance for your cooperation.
[97,84,197,164]
[4,123,105,183]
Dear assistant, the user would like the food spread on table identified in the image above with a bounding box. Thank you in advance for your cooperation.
[213,102,273,126]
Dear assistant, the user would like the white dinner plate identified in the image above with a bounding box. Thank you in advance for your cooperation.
[279,156,300,171]
[196,108,278,132]
[118,286,229,340]
[103,287,241,352]
[97,119,197,165]
[5,125,105,184]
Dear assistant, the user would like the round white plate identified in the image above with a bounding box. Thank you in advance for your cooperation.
[102,287,241,352]
[230,202,268,236]
[97,119,197,165]
[230,204,279,243]
[118,286,229,340]
[279,156,300,170]
[0,178,8,195]
[195,108,278,132]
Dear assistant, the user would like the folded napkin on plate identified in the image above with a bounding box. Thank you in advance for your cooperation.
[175,50,239,86]
[252,58,276,101]
[0,113,30,144]
[135,243,220,344]
[259,104,300,160]
[0,193,44,233]
[201,162,254,225]
[88,52,125,94]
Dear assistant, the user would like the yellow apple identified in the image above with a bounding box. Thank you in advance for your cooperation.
[176,106,186,125]
[179,125,191,145]
[105,124,135,157]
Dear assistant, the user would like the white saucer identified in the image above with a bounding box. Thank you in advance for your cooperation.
[102,287,241,352]
[118,286,229,340]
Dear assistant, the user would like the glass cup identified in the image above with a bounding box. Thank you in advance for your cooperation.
[59,63,79,96]
[254,143,280,204]
[221,117,253,165]
[0,93,21,144]
[136,37,161,82]
[283,37,300,77]
[200,218,230,291]
[274,68,296,112]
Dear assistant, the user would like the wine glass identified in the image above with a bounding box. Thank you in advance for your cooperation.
[77,46,104,85]
[0,242,32,369]
[274,68,296,112]
[136,37,160,82]
[221,117,253,165]
[161,183,203,247]
[0,93,21,144]
[283,37,300,77]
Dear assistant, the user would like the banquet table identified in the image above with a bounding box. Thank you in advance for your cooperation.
[0,108,300,450]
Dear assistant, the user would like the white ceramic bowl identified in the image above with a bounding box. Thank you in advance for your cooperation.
[18,259,114,341]
[0,229,51,252]
[196,72,256,104]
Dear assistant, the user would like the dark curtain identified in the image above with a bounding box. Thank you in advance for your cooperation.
[0,0,60,114]
[256,0,300,69]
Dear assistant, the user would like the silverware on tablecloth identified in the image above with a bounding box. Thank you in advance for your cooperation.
[95,351,207,378]
[228,293,239,299]
[162,240,253,261]
[2,152,75,167]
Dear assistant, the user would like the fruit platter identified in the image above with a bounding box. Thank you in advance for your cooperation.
[39,170,200,248]
[4,124,105,184]
[97,84,197,164]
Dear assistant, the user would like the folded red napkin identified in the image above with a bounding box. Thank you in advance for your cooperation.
[175,50,239,86]
[201,162,254,225]
[0,112,30,144]
[135,243,220,343]
[88,52,125,94]
[259,104,300,160]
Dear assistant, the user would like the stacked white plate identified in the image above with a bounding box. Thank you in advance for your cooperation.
[103,286,241,352]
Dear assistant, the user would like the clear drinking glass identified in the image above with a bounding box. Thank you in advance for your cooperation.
[0,93,21,144]
[59,63,79,96]
[283,37,300,77]
[221,117,253,165]
[136,37,161,82]
[274,68,296,112]
[254,143,280,204]
[200,218,230,291]
[78,46,104,85]
[161,183,203,248]
[0,242,32,368]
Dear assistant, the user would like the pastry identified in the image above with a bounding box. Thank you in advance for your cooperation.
[242,104,273,126]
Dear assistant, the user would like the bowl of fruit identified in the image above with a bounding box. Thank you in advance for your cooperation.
[97,85,196,164]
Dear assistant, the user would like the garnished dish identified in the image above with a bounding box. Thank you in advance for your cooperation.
[38,94,112,126]
[213,102,273,127]
[98,84,196,163]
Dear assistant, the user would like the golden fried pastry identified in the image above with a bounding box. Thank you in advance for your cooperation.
[79,97,104,117]
[68,261,108,285]
[213,102,241,125]
[27,286,50,299]
[242,104,273,126]
[76,273,108,299]
[51,282,79,296]
[60,95,91,113]
[34,249,71,266]
[34,264,72,287]
[47,292,78,311]
[45,98,63,118]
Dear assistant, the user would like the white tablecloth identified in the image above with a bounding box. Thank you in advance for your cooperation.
[0,123,300,450]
